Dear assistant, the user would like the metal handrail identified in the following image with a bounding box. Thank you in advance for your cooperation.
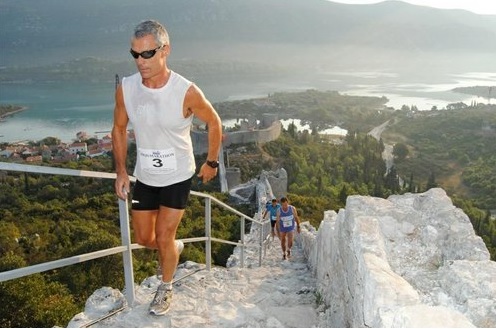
[0,162,269,306]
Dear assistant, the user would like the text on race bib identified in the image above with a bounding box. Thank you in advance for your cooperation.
[138,148,177,174]
[281,215,293,228]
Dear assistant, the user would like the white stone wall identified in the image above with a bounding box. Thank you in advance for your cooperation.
[296,188,495,327]
[191,121,282,155]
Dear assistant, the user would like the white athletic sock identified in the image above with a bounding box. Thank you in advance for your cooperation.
[161,281,173,290]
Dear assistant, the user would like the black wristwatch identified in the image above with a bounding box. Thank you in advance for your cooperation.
[206,160,219,168]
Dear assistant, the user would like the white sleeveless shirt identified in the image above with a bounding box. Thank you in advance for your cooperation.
[122,71,195,187]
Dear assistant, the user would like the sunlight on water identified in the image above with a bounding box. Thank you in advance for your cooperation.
[332,71,399,79]
[0,118,113,143]
[280,119,348,136]
[339,71,495,110]
[222,118,348,136]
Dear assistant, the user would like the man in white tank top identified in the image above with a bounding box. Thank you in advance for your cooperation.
[112,19,222,316]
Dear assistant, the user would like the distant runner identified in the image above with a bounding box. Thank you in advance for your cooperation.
[263,198,281,239]
[276,196,301,260]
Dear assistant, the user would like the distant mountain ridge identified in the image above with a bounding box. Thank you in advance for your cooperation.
[1,0,495,68]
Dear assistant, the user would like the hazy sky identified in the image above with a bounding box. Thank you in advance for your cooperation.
[330,0,496,15]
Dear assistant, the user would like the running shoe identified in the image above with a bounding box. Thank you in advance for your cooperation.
[149,283,173,316]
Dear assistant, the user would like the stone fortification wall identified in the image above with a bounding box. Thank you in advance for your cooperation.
[223,121,282,148]
[191,130,210,155]
[225,167,241,189]
[261,168,287,201]
[229,168,288,207]
[191,121,282,155]
[297,188,495,328]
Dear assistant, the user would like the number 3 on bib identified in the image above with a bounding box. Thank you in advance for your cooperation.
[139,148,177,174]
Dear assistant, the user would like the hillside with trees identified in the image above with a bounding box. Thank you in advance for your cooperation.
[215,89,391,134]
[452,86,495,100]
[383,105,496,209]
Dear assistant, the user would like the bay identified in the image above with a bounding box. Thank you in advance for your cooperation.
[1,70,494,144]
[0,81,115,143]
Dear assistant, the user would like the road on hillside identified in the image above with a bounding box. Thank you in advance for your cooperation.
[368,120,394,171]
[368,120,389,140]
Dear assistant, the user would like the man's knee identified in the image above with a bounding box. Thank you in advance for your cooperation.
[134,234,155,248]
[155,233,175,246]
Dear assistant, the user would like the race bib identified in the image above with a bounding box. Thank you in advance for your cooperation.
[271,215,277,221]
[282,217,293,228]
[138,148,177,174]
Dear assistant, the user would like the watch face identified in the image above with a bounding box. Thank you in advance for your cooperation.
[207,160,219,168]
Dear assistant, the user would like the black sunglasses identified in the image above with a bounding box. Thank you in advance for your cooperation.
[129,45,163,59]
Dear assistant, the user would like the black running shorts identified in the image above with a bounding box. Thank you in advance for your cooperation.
[131,177,192,210]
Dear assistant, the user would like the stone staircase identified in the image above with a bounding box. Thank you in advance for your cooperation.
[73,239,321,328]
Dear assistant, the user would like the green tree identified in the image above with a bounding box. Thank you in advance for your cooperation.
[426,171,437,190]
[393,142,409,161]
[0,221,22,255]
[40,136,61,146]
[0,252,79,327]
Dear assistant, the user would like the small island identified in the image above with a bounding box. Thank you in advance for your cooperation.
[452,86,495,99]
[0,104,27,122]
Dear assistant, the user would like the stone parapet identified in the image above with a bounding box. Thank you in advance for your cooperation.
[296,188,494,327]
[191,121,282,155]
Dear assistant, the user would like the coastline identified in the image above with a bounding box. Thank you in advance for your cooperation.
[0,106,28,121]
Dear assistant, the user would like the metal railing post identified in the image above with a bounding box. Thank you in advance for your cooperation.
[259,221,263,267]
[205,197,212,271]
[240,216,245,268]
[118,198,135,306]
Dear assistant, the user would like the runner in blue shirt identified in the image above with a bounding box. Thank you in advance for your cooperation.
[263,198,281,239]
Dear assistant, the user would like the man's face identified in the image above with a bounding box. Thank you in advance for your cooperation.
[130,34,168,79]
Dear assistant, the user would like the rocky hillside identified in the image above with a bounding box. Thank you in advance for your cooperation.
[1,0,496,70]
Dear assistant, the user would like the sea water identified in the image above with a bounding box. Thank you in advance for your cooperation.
[0,81,115,143]
[1,71,494,144]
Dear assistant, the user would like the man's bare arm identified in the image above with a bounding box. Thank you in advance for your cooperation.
[111,84,130,199]
[185,84,222,182]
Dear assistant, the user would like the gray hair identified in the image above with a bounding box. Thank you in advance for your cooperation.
[133,19,169,46]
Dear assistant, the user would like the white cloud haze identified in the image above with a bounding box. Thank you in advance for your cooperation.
[330,0,496,15]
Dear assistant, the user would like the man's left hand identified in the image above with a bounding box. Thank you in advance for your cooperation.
[197,163,218,183]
